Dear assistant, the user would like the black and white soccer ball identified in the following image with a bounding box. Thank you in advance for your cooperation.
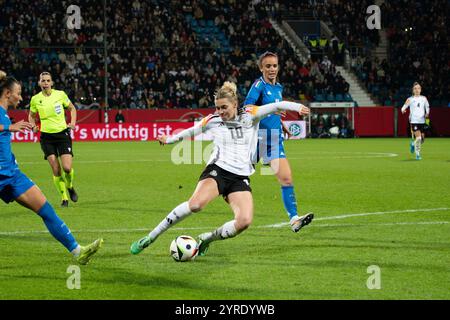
[170,235,199,262]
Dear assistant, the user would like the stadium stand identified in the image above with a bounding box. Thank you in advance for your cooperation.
[0,0,446,111]
[1,0,347,109]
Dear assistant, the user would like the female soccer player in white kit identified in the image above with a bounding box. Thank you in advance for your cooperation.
[130,82,310,256]
[401,82,430,160]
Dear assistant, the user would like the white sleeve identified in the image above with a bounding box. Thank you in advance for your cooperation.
[165,122,205,144]
[252,101,303,121]
[424,97,430,115]
[165,115,216,144]
[401,98,410,112]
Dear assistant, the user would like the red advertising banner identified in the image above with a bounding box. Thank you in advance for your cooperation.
[11,122,194,143]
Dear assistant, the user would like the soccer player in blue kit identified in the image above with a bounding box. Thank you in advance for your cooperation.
[243,52,314,233]
[0,71,102,264]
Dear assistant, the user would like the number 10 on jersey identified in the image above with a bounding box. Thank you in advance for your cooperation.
[229,127,243,139]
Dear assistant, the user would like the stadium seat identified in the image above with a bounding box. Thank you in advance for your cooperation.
[326,93,335,101]
[335,94,344,102]
[344,93,353,102]
[314,94,325,102]
[370,85,380,95]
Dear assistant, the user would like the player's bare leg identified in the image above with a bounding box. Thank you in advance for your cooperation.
[130,178,219,255]
[198,191,253,256]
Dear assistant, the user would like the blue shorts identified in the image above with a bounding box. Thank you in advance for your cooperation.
[0,170,35,203]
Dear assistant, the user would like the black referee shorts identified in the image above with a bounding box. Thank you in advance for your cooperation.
[39,128,74,160]
[199,164,252,198]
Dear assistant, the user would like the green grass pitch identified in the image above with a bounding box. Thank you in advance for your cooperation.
[1,138,449,300]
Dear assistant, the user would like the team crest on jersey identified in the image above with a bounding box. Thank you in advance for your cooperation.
[209,170,218,177]
[55,104,62,115]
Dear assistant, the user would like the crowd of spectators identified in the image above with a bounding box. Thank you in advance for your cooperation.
[310,113,353,138]
[1,0,346,110]
[263,0,447,107]
[3,0,445,111]
[351,0,448,106]
[314,0,380,50]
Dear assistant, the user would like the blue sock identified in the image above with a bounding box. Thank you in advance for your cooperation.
[37,201,78,252]
[281,186,298,220]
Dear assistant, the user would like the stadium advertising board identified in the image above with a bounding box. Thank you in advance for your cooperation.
[10,122,194,142]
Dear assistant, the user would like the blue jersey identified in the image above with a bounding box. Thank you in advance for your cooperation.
[244,77,286,164]
[0,106,19,177]
[244,77,283,131]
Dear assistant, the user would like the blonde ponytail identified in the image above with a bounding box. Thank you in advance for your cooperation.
[0,70,6,81]
[215,81,238,103]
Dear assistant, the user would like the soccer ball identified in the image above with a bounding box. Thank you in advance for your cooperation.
[170,235,199,262]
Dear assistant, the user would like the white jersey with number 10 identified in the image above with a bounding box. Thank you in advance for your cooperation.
[166,101,304,176]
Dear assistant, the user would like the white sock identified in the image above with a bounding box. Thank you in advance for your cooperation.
[202,220,238,243]
[71,245,81,257]
[289,215,300,225]
[415,138,421,155]
[149,201,192,240]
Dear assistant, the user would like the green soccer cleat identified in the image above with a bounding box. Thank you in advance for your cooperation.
[130,236,152,255]
[197,233,211,256]
[76,238,103,265]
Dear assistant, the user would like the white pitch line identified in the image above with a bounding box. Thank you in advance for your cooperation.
[17,152,399,165]
[19,159,168,165]
[0,207,448,236]
[290,152,398,160]
[261,207,450,228]
[312,221,449,228]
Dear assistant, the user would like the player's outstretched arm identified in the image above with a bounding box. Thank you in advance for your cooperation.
[249,101,310,122]
[158,120,207,145]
